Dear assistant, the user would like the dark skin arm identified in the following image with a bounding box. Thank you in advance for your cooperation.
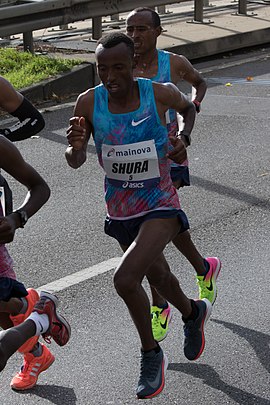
[0,76,23,113]
[65,82,195,167]
[0,76,45,142]
[153,82,196,164]
[0,136,50,243]
[65,89,94,168]
[170,54,207,103]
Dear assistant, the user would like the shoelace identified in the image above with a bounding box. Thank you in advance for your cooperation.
[34,297,47,312]
[19,359,31,376]
[197,278,211,296]
[43,335,52,344]
[139,352,161,382]
[43,321,63,344]
[152,313,161,330]
[183,320,197,337]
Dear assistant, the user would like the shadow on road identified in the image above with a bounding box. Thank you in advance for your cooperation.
[168,362,269,405]
[191,175,270,211]
[14,384,77,404]
[169,318,270,404]
[212,318,270,374]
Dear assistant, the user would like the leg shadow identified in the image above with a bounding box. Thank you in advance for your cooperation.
[212,318,270,374]
[168,362,270,405]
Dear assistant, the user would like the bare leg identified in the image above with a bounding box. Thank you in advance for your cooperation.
[148,230,207,306]
[0,320,36,371]
[172,230,206,275]
[0,296,39,353]
[0,297,23,316]
[147,254,191,316]
[149,285,167,307]
[0,312,14,329]
[114,218,191,351]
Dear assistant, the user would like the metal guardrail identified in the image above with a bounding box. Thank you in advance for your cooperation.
[0,0,254,52]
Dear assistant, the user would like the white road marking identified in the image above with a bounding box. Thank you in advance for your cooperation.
[37,257,121,294]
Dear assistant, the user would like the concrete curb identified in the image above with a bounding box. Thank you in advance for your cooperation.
[21,62,96,103]
[20,26,270,103]
[166,27,270,61]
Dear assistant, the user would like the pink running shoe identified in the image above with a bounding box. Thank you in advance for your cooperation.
[196,257,222,304]
[33,291,71,346]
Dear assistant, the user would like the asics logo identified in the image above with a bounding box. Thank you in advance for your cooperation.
[206,279,213,291]
[131,116,151,127]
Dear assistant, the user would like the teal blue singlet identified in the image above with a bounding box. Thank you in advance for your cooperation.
[93,78,180,220]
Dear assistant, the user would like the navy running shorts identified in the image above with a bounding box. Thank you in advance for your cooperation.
[0,277,28,302]
[104,209,190,246]
[170,166,190,187]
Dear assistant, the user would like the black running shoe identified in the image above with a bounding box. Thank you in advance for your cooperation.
[136,347,168,399]
[183,298,212,361]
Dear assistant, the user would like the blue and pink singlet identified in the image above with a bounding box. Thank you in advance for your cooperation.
[93,78,181,220]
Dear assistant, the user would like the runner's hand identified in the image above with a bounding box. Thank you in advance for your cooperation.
[167,136,187,164]
[66,116,86,150]
[0,215,16,243]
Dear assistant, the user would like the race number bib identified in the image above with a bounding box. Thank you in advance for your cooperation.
[102,140,160,189]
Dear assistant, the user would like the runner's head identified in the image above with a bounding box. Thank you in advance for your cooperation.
[96,33,135,98]
[126,7,162,55]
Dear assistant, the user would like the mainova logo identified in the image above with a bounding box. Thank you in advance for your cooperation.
[107,148,115,157]
[107,145,151,158]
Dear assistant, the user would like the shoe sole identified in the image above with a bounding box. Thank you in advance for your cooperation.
[137,353,168,399]
[53,313,71,346]
[10,355,55,391]
[192,298,212,361]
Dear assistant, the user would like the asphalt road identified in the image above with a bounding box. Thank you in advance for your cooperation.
[0,48,270,404]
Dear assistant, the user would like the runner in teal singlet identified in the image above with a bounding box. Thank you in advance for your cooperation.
[65,32,213,400]
[126,7,221,342]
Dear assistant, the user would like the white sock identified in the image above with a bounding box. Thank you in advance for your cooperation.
[26,312,49,336]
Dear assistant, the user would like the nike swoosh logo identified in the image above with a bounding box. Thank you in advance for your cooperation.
[147,356,164,389]
[206,279,213,291]
[131,116,151,126]
[160,314,169,330]
[38,321,44,333]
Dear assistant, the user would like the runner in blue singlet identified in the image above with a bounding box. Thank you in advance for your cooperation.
[66,32,213,400]
[126,7,221,343]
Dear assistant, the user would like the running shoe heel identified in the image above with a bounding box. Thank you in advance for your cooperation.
[39,291,59,308]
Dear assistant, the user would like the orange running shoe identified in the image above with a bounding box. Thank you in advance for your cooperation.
[10,288,40,353]
[10,288,39,326]
[10,343,55,390]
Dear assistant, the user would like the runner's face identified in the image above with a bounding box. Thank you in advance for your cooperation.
[126,12,160,55]
[96,43,134,98]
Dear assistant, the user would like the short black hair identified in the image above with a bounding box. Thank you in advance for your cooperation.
[97,32,134,57]
[132,7,161,28]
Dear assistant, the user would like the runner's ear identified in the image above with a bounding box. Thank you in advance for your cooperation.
[156,26,162,37]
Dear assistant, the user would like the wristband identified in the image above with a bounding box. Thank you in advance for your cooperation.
[192,100,201,113]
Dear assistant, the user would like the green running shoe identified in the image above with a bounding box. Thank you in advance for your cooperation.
[151,304,172,342]
[196,257,222,304]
